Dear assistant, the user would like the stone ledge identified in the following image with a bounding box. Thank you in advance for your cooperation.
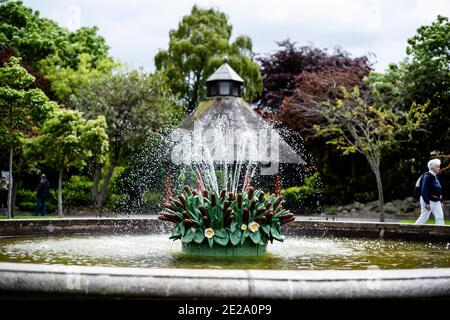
[1,218,449,242]
[1,262,450,299]
[0,217,171,237]
[282,220,450,242]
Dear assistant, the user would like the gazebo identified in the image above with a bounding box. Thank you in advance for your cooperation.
[166,57,305,199]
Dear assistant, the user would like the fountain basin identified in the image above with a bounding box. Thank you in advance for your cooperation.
[0,217,449,299]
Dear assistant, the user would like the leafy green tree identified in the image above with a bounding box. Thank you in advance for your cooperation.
[39,53,116,101]
[0,0,64,66]
[405,15,449,152]
[0,56,56,218]
[0,0,110,100]
[155,5,262,112]
[0,0,109,68]
[68,69,182,207]
[314,86,429,222]
[366,16,450,197]
[366,61,409,111]
[25,109,108,216]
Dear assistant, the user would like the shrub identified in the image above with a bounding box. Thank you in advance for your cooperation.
[142,190,163,211]
[16,189,56,213]
[63,175,93,208]
[282,172,322,214]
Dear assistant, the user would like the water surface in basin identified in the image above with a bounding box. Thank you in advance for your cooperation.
[1,234,449,270]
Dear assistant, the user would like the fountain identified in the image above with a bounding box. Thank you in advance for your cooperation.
[156,57,305,256]
[0,60,450,299]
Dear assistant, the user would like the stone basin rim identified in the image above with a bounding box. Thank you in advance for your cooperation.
[1,218,450,298]
[1,262,450,299]
[1,218,449,243]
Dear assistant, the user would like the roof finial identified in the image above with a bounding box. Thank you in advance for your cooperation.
[223,55,228,64]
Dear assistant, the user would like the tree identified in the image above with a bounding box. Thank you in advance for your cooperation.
[313,86,429,221]
[405,15,449,156]
[155,5,262,112]
[25,109,108,216]
[364,16,450,197]
[0,0,109,68]
[406,15,449,108]
[0,56,56,218]
[0,0,110,100]
[68,69,182,207]
[258,40,371,111]
[258,42,372,203]
[0,44,53,97]
[39,53,115,102]
[276,65,371,137]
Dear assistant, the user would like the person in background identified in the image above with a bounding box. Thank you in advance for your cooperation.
[34,174,50,216]
[0,176,8,215]
[415,159,444,225]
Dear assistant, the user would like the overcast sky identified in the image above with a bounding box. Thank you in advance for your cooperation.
[22,0,450,72]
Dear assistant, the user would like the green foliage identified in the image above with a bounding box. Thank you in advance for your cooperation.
[282,172,322,213]
[106,193,127,211]
[313,85,430,221]
[24,109,108,214]
[366,62,409,110]
[404,15,449,152]
[39,53,116,101]
[0,56,56,147]
[406,15,449,76]
[0,0,109,68]
[16,189,37,212]
[155,5,262,111]
[68,69,182,209]
[338,15,450,204]
[24,109,109,172]
[160,186,295,247]
[16,189,56,213]
[62,175,93,208]
[367,16,449,177]
[314,86,429,161]
[142,190,163,211]
[68,69,182,158]
[0,0,111,103]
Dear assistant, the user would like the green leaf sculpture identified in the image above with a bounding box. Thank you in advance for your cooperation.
[158,185,295,247]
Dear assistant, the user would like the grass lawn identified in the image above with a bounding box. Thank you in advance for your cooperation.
[399,219,450,225]
[0,213,58,220]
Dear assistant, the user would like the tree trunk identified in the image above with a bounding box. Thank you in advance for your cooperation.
[58,168,63,217]
[374,168,385,222]
[92,161,116,208]
[91,146,120,208]
[97,161,116,207]
[7,146,13,219]
[91,165,102,204]
[11,179,17,218]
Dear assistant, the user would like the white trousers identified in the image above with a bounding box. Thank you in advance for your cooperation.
[415,197,445,225]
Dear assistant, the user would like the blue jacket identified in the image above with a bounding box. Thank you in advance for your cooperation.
[421,172,443,204]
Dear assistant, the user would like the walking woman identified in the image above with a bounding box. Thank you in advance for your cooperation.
[415,159,445,225]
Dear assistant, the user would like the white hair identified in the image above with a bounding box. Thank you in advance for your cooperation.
[428,159,441,170]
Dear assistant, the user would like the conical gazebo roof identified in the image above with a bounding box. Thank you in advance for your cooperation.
[177,62,305,165]
[206,62,244,83]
